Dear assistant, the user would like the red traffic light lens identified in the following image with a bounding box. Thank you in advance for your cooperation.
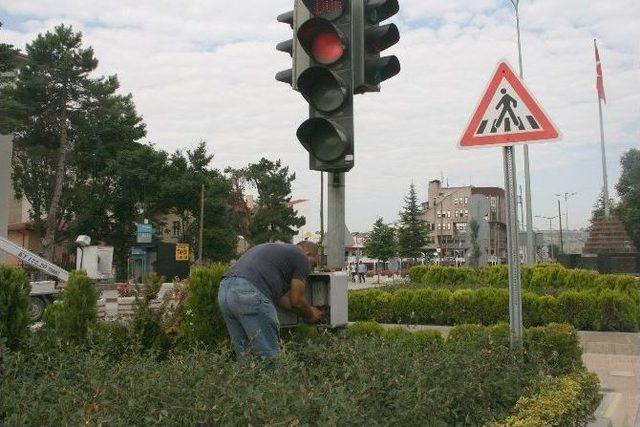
[313,32,344,64]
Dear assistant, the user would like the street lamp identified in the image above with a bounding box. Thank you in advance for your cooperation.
[554,192,577,231]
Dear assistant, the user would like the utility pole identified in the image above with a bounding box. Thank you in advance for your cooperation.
[555,192,577,231]
[198,184,204,264]
[557,199,564,255]
[0,134,12,265]
[510,0,535,265]
[319,172,325,268]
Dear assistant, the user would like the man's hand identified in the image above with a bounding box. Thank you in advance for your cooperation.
[306,306,325,324]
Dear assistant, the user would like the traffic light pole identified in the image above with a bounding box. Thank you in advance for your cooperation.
[503,146,523,350]
[326,172,345,269]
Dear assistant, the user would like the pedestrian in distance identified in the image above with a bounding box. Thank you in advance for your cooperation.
[217,241,325,365]
[357,261,366,283]
[348,262,356,282]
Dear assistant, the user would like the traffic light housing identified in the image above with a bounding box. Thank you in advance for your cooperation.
[276,1,401,172]
[277,0,354,173]
[353,0,400,93]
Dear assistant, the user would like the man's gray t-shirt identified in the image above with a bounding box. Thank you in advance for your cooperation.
[226,243,311,303]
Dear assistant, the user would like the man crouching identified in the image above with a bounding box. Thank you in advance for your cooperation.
[217,241,325,361]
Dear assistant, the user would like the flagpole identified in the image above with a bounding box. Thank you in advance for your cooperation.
[595,39,610,217]
[597,87,610,217]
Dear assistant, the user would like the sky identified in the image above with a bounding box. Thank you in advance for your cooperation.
[1,0,638,237]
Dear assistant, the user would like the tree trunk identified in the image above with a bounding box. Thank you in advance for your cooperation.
[42,122,68,261]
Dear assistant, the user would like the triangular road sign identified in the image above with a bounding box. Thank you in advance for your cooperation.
[459,60,560,149]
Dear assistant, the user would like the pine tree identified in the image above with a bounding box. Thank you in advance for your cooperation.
[364,218,397,283]
[397,183,429,263]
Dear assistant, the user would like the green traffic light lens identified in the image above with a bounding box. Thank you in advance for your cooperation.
[297,118,347,162]
[368,9,379,24]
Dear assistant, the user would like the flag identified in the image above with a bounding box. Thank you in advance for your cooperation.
[594,39,606,103]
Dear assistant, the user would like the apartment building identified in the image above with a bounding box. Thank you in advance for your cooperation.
[421,180,507,262]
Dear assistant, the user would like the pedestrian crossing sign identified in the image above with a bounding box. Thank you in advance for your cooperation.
[459,60,560,149]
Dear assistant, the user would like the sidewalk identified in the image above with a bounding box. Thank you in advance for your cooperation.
[376,324,639,427]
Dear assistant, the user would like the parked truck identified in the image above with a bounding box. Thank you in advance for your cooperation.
[0,235,113,320]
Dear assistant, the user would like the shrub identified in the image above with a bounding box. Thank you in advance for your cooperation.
[480,264,509,287]
[524,323,583,376]
[181,264,228,346]
[0,266,31,350]
[346,321,385,338]
[597,289,639,331]
[408,265,429,283]
[557,291,600,331]
[43,270,99,344]
[495,371,601,427]
[349,285,638,331]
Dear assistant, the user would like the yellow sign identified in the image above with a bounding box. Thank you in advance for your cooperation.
[175,243,190,261]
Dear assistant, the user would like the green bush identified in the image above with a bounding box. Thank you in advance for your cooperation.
[0,266,31,350]
[43,270,99,344]
[480,264,509,287]
[524,323,583,376]
[1,329,535,426]
[350,284,640,331]
[495,371,601,427]
[597,288,640,331]
[181,264,227,346]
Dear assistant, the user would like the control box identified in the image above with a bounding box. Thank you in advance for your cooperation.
[278,272,348,329]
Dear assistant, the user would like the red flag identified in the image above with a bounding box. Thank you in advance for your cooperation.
[594,39,606,103]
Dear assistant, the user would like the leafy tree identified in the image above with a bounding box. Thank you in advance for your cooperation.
[364,218,397,282]
[161,142,237,263]
[615,149,640,249]
[397,183,429,263]
[229,158,305,244]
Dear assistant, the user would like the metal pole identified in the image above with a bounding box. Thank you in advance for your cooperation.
[0,134,13,265]
[512,1,536,265]
[597,96,610,217]
[503,146,523,350]
[327,172,345,269]
[557,199,564,255]
[198,183,204,264]
[320,172,325,267]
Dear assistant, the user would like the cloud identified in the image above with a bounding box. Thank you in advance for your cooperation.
[1,0,638,234]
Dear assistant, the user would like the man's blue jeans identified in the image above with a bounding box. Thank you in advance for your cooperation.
[217,276,280,360]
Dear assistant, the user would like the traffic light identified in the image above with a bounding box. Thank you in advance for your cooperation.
[353,0,401,93]
[276,0,354,173]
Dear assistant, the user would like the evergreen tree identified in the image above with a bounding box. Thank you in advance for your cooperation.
[397,183,429,263]
[229,158,305,244]
[7,25,125,260]
[589,191,616,230]
[364,218,397,282]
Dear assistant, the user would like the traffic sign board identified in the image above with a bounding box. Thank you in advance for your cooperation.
[459,61,560,149]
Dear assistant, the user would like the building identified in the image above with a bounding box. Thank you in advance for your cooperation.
[421,180,507,263]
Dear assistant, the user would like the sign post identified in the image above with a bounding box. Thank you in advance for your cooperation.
[459,60,560,349]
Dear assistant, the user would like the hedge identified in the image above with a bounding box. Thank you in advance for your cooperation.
[494,371,601,426]
[2,324,539,426]
[349,286,640,331]
[410,264,638,297]
[348,322,582,377]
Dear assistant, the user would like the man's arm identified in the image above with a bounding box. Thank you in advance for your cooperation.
[278,279,324,323]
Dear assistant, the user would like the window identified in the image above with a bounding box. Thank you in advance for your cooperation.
[447,211,451,218]
[465,210,469,217]
[447,223,452,231]
[454,198,458,205]
[464,197,469,204]
[172,221,181,237]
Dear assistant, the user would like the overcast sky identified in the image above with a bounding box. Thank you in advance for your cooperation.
[2,0,638,237]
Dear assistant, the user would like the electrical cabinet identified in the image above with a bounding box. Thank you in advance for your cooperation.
[278,272,348,329]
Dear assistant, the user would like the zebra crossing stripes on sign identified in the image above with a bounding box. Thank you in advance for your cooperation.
[459,60,560,149]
